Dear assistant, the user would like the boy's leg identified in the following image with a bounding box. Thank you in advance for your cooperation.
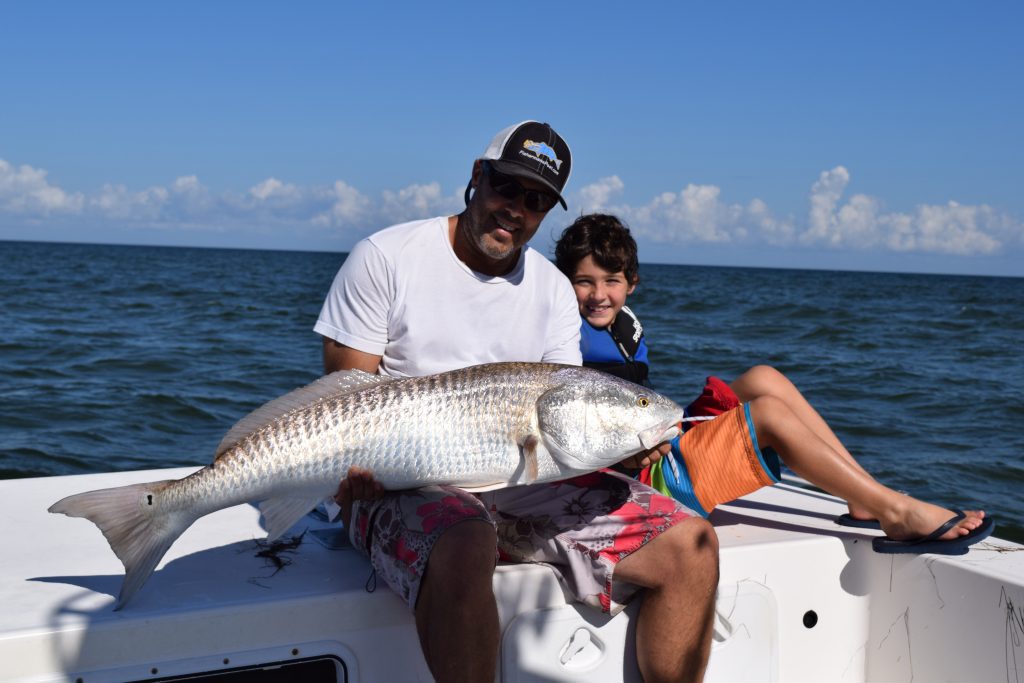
[613,517,718,683]
[731,365,873,518]
[746,395,985,541]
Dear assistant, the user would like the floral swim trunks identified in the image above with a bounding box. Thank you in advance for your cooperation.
[348,471,695,615]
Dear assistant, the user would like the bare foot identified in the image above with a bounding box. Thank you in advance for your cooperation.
[845,503,875,522]
[880,497,985,541]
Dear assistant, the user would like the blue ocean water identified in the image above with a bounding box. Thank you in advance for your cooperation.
[2,240,1022,543]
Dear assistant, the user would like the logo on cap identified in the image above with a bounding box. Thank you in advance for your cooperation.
[521,140,563,173]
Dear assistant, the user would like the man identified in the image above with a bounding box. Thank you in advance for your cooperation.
[314,121,718,683]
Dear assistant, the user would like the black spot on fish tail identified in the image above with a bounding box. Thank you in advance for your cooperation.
[48,479,183,609]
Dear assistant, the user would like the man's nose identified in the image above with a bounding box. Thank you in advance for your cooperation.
[504,192,527,217]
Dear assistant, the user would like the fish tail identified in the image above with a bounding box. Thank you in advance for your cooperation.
[49,480,193,609]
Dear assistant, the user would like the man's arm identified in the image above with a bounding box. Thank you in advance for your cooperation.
[321,336,385,525]
[322,336,383,374]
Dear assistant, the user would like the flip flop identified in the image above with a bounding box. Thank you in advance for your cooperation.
[834,513,881,530]
[872,510,995,555]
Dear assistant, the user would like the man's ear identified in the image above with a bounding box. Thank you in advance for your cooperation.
[464,159,484,206]
[470,159,484,189]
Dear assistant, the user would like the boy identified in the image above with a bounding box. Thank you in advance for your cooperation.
[554,213,993,554]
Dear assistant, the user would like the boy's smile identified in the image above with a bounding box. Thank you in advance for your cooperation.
[571,255,637,329]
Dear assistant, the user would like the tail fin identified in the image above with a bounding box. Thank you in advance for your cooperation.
[49,480,193,609]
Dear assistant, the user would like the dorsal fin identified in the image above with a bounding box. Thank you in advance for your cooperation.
[214,370,396,460]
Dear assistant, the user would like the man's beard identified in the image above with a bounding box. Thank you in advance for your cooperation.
[462,211,518,261]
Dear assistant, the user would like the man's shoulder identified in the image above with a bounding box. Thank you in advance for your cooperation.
[522,246,572,284]
[367,216,447,251]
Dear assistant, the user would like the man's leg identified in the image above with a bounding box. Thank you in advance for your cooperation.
[345,485,499,683]
[614,517,719,683]
[414,520,499,683]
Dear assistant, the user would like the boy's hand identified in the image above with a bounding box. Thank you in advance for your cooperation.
[618,442,672,470]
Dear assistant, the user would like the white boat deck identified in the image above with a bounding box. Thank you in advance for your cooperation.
[2,468,1022,682]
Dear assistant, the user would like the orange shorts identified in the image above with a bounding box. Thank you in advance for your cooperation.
[648,403,780,516]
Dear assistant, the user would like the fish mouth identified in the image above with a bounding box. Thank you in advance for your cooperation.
[638,422,681,450]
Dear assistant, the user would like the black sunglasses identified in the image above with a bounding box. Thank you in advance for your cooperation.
[482,162,559,213]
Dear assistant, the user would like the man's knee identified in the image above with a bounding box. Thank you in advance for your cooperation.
[626,517,719,605]
[678,517,719,554]
[666,517,719,579]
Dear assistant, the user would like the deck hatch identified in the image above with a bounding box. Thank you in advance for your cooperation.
[120,655,347,683]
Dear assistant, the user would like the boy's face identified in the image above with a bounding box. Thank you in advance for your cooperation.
[571,255,636,329]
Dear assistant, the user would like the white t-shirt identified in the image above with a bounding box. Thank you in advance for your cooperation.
[314,216,582,378]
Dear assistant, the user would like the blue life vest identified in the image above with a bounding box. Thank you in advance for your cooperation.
[580,306,650,386]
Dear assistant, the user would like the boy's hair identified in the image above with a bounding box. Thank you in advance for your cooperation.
[555,213,640,284]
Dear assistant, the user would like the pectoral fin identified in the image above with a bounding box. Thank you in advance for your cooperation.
[460,434,540,491]
[259,496,323,541]
[520,435,539,484]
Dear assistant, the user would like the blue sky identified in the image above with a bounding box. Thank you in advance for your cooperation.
[1,2,1021,276]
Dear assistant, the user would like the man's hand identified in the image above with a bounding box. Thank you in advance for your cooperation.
[618,442,672,471]
[334,466,384,528]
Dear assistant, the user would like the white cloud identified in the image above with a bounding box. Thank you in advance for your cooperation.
[0,159,84,214]
[311,180,372,227]
[631,184,745,243]
[88,176,211,224]
[798,166,1005,255]
[249,177,301,202]
[91,183,169,220]
[571,166,1017,256]
[748,197,796,245]
[576,175,625,212]
[172,175,202,194]
[380,182,461,224]
[574,177,791,245]
[1,156,1018,257]
[804,166,850,246]
[309,181,461,228]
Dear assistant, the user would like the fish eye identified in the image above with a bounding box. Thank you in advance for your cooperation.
[637,396,650,408]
